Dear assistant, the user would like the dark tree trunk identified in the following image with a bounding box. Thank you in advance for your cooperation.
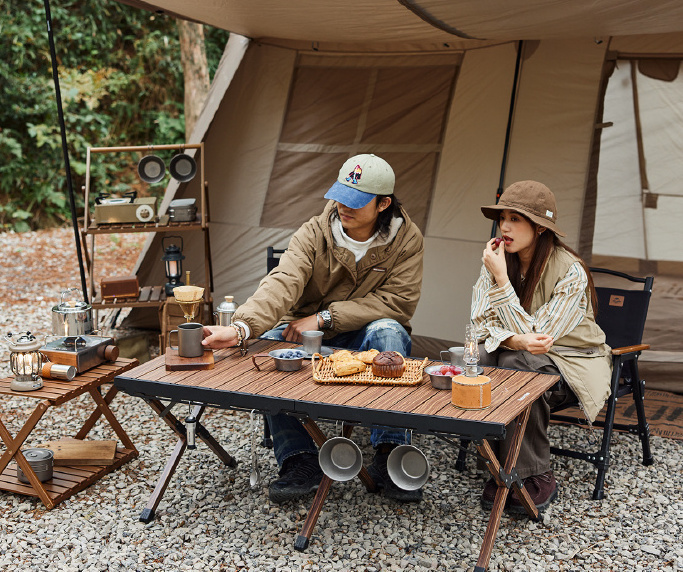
[177,20,210,141]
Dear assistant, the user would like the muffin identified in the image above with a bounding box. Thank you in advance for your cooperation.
[371,351,406,378]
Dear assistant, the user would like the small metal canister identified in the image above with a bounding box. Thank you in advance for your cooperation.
[17,448,54,483]
[214,295,238,326]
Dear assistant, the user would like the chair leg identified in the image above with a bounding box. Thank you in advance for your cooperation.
[627,359,654,466]
[455,439,470,471]
[592,360,622,500]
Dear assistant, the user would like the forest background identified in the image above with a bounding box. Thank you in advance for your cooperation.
[0,0,229,232]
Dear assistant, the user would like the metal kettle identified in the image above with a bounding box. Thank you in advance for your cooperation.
[51,288,93,337]
[214,295,238,326]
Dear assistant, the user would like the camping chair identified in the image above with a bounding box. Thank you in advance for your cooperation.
[550,267,654,500]
[267,247,285,274]
[259,247,286,448]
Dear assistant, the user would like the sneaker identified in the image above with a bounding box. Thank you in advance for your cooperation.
[367,447,423,503]
[507,470,558,515]
[268,453,324,504]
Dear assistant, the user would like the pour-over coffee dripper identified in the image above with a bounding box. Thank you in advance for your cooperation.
[173,285,204,322]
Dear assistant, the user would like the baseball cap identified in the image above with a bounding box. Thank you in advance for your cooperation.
[324,154,395,209]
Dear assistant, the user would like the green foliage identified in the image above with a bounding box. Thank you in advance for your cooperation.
[0,0,229,231]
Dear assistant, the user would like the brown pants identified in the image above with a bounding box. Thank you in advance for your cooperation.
[479,345,574,479]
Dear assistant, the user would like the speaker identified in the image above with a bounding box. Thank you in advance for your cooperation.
[386,445,429,490]
[318,437,363,482]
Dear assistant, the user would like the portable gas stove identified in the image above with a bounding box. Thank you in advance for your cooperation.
[41,335,119,373]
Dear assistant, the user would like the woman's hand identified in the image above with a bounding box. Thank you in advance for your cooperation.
[505,333,554,354]
[282,315,320,343]
[483,238,508,287]
[202,325,239,349]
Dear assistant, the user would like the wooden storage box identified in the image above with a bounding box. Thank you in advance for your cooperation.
[100,276,139,299]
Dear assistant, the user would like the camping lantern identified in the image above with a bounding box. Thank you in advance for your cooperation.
[5,332,44,391]
[162,236,185,296]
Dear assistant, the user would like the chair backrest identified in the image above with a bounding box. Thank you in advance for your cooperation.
[267,247,286,274]
[590,267,654,350]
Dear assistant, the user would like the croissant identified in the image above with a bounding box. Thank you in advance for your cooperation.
[333,359,366,376]
[329,350,354,363]
[356,349,380,364]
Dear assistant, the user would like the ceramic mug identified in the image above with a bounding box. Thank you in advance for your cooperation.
[440,346,464,367]
[169,322,204,358]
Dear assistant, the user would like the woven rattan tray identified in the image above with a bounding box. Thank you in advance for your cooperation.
[312,353,428,386]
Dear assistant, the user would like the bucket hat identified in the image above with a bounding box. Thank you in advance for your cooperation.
[324,154,395,209]
[480,180,566,237]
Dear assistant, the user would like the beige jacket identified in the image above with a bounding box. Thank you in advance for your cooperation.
[535,248,612,422]
[234,201,424,339]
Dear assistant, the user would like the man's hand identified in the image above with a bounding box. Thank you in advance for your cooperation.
[282,315,320,343]
[202,325,239,349]
[506,333,554,354]
[483,238,508,287]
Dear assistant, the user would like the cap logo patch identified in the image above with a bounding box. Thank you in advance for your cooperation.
[546,210,554,217]
[346,165,362,185]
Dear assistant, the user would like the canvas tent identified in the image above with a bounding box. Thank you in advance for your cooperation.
[113,1,683,391]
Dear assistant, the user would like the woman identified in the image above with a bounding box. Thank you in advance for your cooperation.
[471,180,612,514]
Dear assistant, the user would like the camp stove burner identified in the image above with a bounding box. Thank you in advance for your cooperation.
[63,336,87,350]
[40,335,119,373]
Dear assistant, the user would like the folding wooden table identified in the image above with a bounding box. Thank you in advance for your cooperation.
[0,357,139,509]
[115,341,559,572]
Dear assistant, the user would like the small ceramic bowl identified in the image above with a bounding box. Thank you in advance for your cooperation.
[268,349,307,371]
[425,364,464,390]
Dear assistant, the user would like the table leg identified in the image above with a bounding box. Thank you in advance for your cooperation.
[140,437,187,523]
[139,401,238,522]
[85,386,137,453]
[0,410,56,508]
[473,406,538,572]
[147,400,237,467]
[295,418,376,550]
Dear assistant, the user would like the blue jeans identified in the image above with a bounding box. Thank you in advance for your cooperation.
[261,319,413,467]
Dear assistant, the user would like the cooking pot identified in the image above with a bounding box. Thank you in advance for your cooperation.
[51,288,93,337]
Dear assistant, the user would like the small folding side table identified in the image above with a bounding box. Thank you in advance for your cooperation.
[0,358,139,509]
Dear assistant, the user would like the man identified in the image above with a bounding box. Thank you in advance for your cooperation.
[202,153,424,503]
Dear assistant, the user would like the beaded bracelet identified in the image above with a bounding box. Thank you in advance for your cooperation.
[233,324,248,356]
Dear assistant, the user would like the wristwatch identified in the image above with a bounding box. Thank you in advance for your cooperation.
[318,310,333,330]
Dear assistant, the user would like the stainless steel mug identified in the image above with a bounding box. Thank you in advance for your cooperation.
[169,322,204,358]
[318,436,363,482]
[386,444,430,490]
[440,346,464,366]
[302,330,323,355]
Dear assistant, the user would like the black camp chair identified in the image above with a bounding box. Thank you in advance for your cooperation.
[267,247,285,274]
[550,267,654,500]
[259,247,286,448]
[455,267,655,500]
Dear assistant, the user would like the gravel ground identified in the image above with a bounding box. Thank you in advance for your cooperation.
[1,228,682,572]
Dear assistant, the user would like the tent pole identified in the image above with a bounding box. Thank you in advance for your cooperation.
[42,0,89,303]
[491,40,524,239]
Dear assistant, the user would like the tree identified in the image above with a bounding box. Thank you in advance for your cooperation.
[177,20,211,141]
[0,0,228,231]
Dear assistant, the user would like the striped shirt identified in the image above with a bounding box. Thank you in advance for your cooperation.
[470,260,589,353]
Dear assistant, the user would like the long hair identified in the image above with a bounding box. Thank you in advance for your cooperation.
[503,215,598,313]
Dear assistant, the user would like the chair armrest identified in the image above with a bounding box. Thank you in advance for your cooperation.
[612,344,650,356]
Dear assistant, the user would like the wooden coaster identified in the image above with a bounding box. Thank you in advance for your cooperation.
[165,348,215,371]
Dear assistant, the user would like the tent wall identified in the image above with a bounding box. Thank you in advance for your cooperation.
[128,31,682,392]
